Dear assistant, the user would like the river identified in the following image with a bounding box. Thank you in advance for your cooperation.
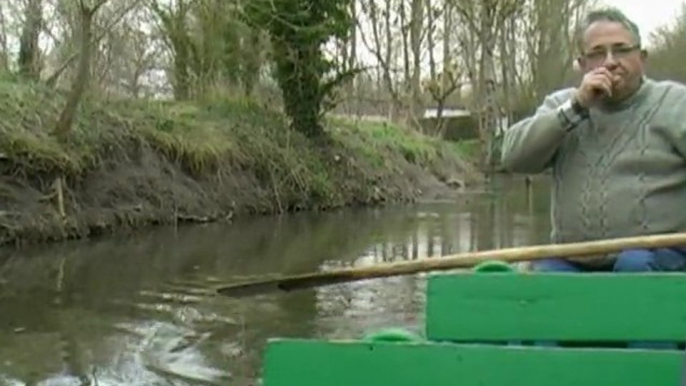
[0,174,550,386]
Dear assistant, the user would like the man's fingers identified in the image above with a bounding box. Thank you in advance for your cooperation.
[602,82,612,97]
[599,76,612,96]
[587,74,613,97]
[579,69,616,105]
[598,81,612,97]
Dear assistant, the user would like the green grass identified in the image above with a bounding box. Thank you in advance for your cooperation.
[329,117,443,166]
[327,116,480,177]
[450,139,481,160]
[0,78,479,207]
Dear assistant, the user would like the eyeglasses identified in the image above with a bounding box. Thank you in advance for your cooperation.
[581,44,641,63]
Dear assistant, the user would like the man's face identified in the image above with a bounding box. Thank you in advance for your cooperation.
[578,21,646,100]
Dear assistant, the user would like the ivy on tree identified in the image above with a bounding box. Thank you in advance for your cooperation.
[244,0,356,139]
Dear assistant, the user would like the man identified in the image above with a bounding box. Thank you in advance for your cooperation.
[501,7,686,273]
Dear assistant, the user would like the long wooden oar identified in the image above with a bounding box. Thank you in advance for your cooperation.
[215,232,686,297]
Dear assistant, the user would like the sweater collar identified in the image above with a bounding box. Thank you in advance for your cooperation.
[597,76,652,112]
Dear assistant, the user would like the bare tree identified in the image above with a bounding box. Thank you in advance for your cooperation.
[358,0,404,120]
[18,0,43,79]
[450,0,524,169]
[409,0,425,120]
[149,0,195,100]
[44,0,147,88]
[53,0,110,137]
[0,1,11,71]
[645,3,686,83]
[422,0,464,136]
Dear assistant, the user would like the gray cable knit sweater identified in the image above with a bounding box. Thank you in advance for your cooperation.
[501,78,686,250]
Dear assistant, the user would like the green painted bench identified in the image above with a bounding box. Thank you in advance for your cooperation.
[261,262,686,386]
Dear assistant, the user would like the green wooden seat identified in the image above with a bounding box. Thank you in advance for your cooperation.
[426,271,686,345]
[261,262,686,386]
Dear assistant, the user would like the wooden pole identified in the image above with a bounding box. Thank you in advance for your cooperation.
[215,232,686,297]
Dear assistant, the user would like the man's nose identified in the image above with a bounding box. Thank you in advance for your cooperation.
[603,51,620,66]
[603,54,619,69]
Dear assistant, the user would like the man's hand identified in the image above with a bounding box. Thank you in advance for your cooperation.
[574,68,621,108]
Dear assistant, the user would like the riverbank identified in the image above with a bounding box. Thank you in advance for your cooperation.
[0,79,481,246]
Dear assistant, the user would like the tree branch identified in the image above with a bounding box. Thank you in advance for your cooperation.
[46,0,144,87]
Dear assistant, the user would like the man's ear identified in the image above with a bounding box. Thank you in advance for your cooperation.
[640,49,648,59]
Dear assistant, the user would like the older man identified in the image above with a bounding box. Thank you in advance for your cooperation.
[501,7,686,273]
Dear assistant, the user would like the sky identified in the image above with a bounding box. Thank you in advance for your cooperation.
[600,0,685,46]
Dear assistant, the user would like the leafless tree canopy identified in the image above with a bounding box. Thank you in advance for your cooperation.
[1,0,684,157]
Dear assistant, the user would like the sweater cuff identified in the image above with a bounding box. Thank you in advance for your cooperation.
[556,99,589,131]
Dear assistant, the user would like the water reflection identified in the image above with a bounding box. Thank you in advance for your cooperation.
[0,175,550,386]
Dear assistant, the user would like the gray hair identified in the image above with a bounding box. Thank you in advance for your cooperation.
[577,7,642,52]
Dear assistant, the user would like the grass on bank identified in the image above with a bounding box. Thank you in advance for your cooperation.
[0,78,479,204]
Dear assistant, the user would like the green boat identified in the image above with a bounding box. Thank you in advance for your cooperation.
[259,261,686,386]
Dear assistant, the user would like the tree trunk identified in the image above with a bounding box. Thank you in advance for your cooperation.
[477,1,498,171]
[426,0,436,81]
[409,0,425,127]
[18,0,43,80]
[54,1,106,138]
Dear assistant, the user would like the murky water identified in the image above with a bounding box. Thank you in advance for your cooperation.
[0,175,550,386]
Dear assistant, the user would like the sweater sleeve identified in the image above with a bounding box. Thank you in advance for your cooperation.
[659,83,686,159]
[500,91,574,174]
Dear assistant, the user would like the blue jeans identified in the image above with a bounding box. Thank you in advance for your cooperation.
[531,247,686,273]
[529,247,686,350]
